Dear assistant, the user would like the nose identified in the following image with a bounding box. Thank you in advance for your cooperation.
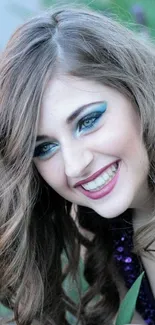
[62,140,93,178]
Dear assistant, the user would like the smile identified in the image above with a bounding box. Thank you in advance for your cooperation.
[82,163,118,191]
[76,161,120,200]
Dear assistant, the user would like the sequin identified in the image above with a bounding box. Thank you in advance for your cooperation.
[125,257,132,263]
[115,255,123,261]
[124,265,132,271]
[117,246,124,252]
[110,213,155,324]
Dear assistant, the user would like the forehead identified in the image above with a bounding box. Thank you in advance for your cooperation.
[40,76,113,120]
[38,75,130,134]
[42,76,107,111]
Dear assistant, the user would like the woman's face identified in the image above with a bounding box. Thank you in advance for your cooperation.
[34,75,150,218]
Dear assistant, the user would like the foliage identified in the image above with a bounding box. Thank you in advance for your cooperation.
[40,0,155,37]
[115,272,144,325]
[0,270,144,324]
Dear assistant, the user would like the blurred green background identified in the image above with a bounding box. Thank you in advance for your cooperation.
[0,0,155,323]
[40,0,155,37]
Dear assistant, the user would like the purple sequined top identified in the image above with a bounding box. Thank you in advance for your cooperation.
[110,214,155,325]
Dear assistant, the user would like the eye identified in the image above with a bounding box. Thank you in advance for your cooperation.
[77,111,104,134]
[34,142,59,160]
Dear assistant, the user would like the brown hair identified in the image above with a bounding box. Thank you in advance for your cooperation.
[0,6,155,325]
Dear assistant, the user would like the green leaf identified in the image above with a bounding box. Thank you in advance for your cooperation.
[116,271,144,325]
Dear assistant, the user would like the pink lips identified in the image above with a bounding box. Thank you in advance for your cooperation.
[75,161,119,187]
[76,160,120,200]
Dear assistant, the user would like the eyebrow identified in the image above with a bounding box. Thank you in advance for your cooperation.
[36,101,104,142]
[66,102,93,124]
[36,135,48,142]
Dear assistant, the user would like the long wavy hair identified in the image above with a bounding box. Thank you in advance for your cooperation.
[0,6,155,325]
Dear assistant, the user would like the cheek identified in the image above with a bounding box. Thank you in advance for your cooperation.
[95,108,142,157]
[100,125,149,176]
[91,125,138,158]
[35,159,65,189]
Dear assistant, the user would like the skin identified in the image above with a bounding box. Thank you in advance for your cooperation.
[34,75,154,324]
[34,75,151,219]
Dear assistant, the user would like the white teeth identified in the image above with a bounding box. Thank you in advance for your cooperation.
[112,165,116,172]
[82,162,118,192]
[83,182,94,191]
[107,169,113,176]
[103,173,109,181]
[95,177,104,187]
[88,182,95,190]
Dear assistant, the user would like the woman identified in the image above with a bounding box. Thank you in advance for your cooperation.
[0,6,155,325]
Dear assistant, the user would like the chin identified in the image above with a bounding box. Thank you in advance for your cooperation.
[92,198,133,219]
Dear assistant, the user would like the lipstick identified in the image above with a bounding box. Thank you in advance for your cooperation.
[75,161,119,187]
[76,161,120,200]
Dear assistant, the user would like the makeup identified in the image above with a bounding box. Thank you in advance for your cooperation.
[76,161,120,200]
[34,101,107,159]
[76,101,107,136]
[34,142,59,159]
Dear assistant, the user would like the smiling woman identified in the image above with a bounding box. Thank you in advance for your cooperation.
[34,77,148,219]
[0,5,155,325]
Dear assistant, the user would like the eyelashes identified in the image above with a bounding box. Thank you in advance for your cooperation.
[76,102,107,135]
[34,102,107,160]
[77,111,104,134]
[34,142,59,160]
